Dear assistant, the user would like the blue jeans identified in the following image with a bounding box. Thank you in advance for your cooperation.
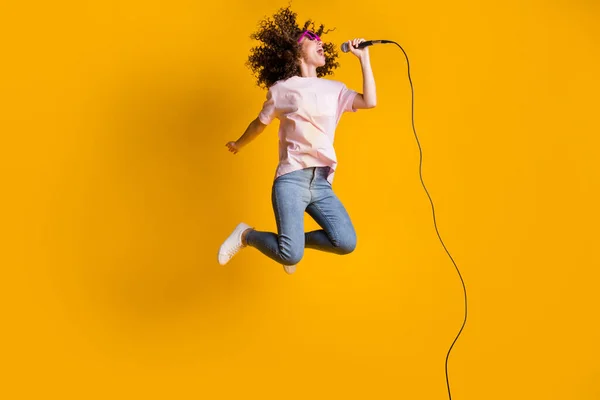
[246,166,357,266]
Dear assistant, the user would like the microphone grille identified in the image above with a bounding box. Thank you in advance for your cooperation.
[341,42,349,53]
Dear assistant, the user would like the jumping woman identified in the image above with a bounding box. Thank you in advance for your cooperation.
[218,6,377,274]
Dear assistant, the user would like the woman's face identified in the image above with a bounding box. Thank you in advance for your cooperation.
[298,32,326,67]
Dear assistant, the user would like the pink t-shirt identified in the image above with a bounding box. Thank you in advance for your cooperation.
[258,76,358,185]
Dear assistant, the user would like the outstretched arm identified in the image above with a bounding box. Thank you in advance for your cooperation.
[226,117,267,154]
[346,38,377,109]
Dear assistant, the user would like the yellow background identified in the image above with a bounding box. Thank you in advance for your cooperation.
[2,0,599,398]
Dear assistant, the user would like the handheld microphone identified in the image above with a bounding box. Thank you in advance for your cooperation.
[340,39,393,53]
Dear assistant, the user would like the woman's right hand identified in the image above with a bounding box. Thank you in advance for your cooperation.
[226,141,240,154]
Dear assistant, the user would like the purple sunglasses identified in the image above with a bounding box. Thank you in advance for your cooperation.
[297,30,321,43]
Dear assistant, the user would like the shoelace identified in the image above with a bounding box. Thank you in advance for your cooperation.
[226,242,242,257]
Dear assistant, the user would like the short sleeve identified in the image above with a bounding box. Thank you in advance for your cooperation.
[258,86,279,124]
[338,84,358,114]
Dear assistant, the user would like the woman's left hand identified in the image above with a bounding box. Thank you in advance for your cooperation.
[346,38,369,59]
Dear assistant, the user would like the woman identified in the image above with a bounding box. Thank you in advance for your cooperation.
[218,6,377,274]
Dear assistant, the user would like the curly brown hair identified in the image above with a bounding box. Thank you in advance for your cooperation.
[245,5,340,90]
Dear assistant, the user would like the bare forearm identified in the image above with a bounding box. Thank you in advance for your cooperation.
[236,118,265,149]
[360,53,377,107]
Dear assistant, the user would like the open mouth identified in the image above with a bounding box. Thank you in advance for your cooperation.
[317,49,324,56]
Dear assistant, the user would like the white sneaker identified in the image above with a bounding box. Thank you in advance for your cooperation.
[218,222,252,265]
[283,264,297,274]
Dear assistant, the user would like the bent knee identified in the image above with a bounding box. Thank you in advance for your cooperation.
[280,248,304,265]
[281,253,303,265]
[335,235,357,255]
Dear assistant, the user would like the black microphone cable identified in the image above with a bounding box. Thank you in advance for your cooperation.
[378,40,468,400]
